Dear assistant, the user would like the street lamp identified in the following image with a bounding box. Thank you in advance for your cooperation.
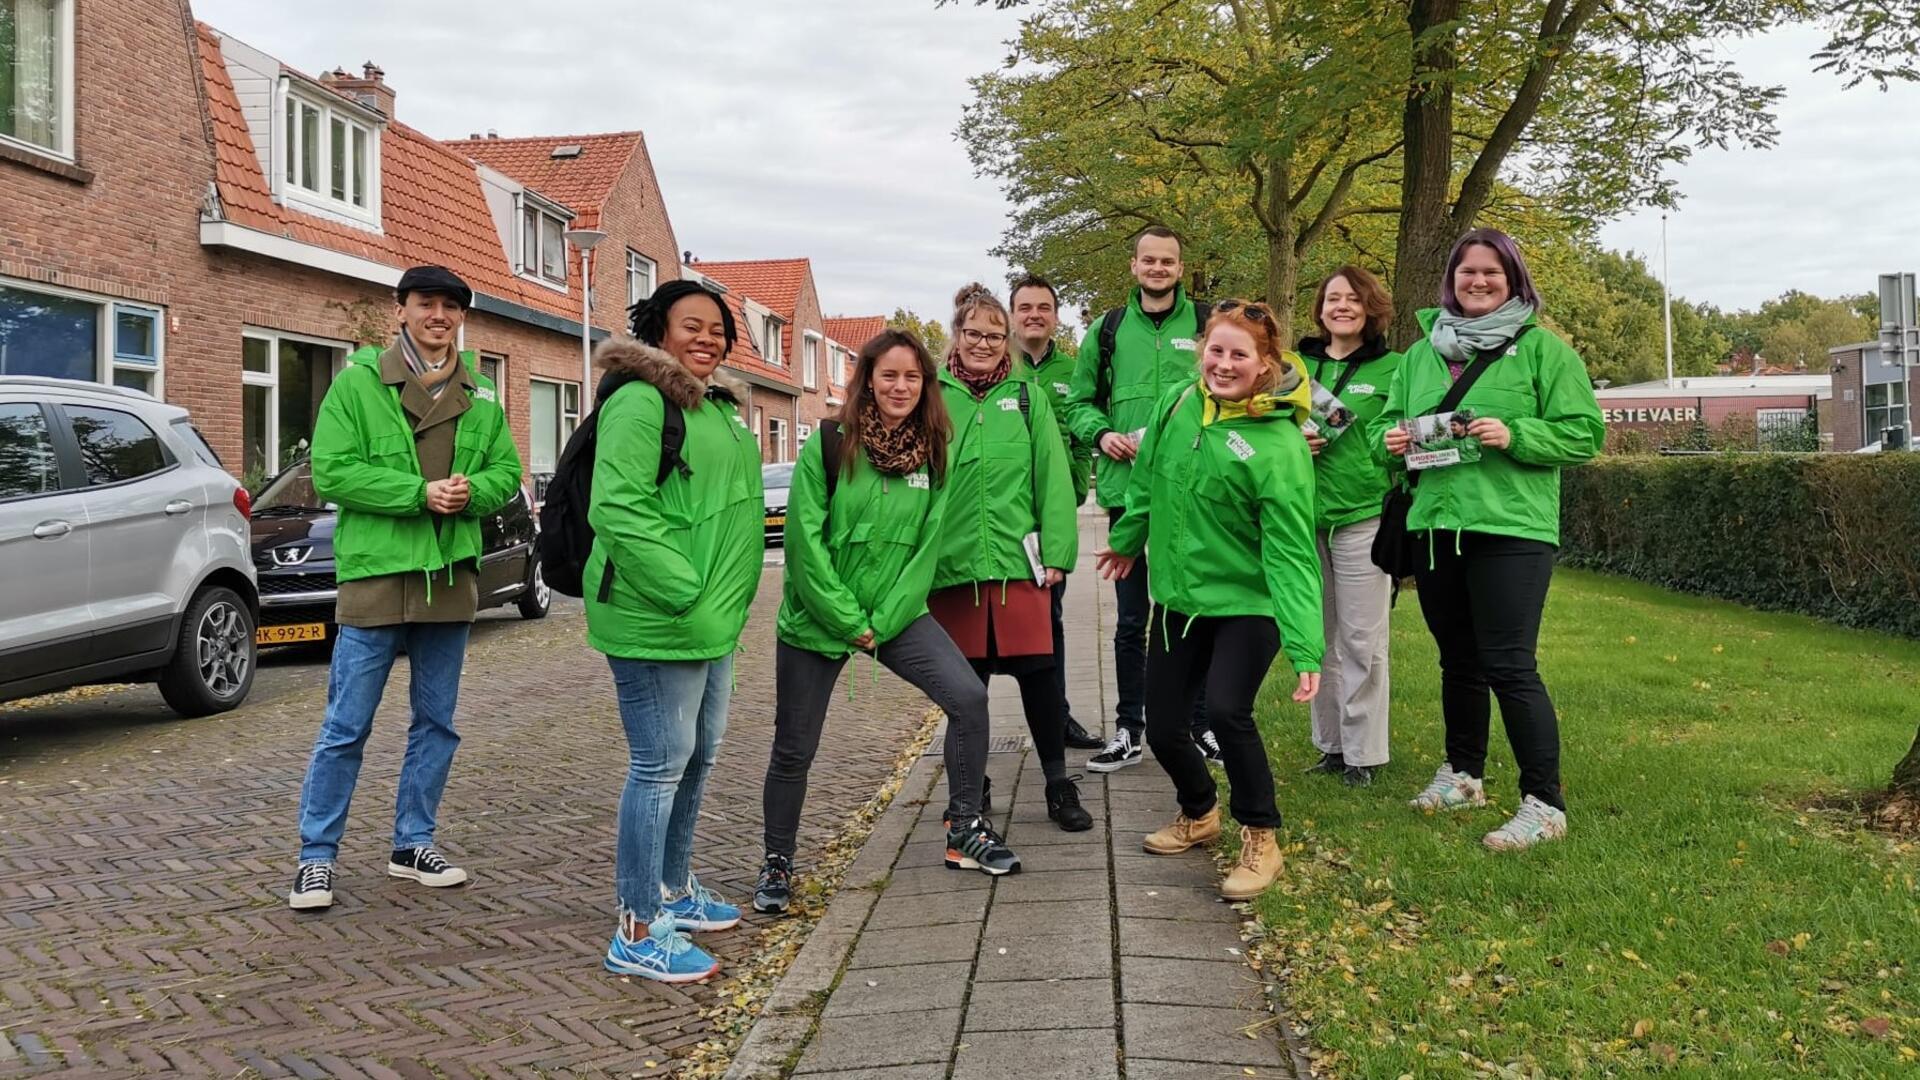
[564,227,609,399]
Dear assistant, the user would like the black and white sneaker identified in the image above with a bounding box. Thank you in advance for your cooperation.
[945,817,1021,875]
[1304,752,1345,775]
[1343,764,1377,788]
[753,853,794,915]
[1063,717,1105,750]
[1046,776,1094,832]
[1086,728,1143,773]
[289,861,334,910]
[1196,729,1223,764]
[388,846,468,888]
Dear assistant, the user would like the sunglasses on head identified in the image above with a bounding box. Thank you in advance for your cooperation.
[1214,298,1274,323]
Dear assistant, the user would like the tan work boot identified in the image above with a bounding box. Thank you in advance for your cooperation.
[1142,806,1221,855]
[1220,826,1283,900]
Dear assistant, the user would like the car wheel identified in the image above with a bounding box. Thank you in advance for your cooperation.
[158,585,257,718]
[517,560,551,620]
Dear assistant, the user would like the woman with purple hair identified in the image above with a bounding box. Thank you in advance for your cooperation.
[1379,228,1604,851]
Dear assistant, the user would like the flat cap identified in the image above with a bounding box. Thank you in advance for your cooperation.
[395,265,473,309]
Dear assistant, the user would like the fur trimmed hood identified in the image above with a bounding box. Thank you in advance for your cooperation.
[593,336,745,410]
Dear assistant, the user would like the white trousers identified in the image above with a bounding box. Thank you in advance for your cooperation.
[1310,518,1393,767]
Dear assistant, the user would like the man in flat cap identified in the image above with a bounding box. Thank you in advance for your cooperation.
[289,266,521,911]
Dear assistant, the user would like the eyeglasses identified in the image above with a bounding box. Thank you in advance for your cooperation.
[1214,299,1274,324]
[960,328,1009,347]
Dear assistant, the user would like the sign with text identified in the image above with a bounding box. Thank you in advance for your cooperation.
[1602,406,1700,425]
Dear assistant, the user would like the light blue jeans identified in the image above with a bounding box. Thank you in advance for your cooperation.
[608,654,732,918]
[297,622,471,863]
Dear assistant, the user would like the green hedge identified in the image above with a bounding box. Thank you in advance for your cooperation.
[1560,454,1920,638]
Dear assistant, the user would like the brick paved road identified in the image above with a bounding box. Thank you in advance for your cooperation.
[0,567,930,1078]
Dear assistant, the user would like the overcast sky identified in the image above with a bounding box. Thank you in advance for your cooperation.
[193,4,1918,321]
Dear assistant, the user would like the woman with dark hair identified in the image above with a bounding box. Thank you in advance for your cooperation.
[929,283,1090,851]
[1381,227,1604,851]
[752,328,1002,911]
[1096,299,1321,901]
[1299,265,1403,788]
[587,281,763,981]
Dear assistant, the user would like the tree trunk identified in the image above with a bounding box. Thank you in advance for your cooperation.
[1264,158,1298,345]
[1893,725,1920,798]
[1391,0,1461,349]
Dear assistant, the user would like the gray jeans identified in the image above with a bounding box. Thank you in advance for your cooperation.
[1310,518,1393,767]
[762,615,991,858]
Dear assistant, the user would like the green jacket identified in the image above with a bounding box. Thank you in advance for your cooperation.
[1110,380,1323,673]
[1300,337,1403,531]
[933,365,1079,589]
[1066,285,1206,509]
[1377,309,1605,547]
[310,344,521,584]
[777,431,946,658]
[584,340,764,661]
[1022,343,1094,506]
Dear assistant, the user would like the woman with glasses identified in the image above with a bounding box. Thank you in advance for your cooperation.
[929,283,1090,863]
[1096,299,1322,901]
[1381,228,1603,851]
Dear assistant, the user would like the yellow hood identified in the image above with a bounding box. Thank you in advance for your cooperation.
[1200,351,1311,425]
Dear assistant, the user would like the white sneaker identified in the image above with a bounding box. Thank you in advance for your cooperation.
[1408,764,1486,813]
[1086,728,1142,773]
[1483,795,1568,851]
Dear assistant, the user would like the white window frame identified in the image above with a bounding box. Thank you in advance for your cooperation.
[239,327,349,478]
[0,0,74,160]
[829,343,847,389]
[767,415,789,464]
[527,376,581,476]
[0,276,166,395]
[275,81,382,227]
[627,250,657,307]
[515,195,571,291]
[760,314,785,367]
[478,352,507,408]
[802,331,821,390]
[797,421,812,446]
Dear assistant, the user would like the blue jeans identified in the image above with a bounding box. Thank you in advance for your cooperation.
[297,622,472,863]
[608,654,732,918]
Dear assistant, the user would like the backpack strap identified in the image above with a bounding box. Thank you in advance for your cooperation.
[1017,381,1030,429]
[1095,306,1125,411]
[655,396,691,488]
[1191,299,1211,334]
[820,420,844,502]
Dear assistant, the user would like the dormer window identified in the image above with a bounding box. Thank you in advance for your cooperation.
[516,196,569,288]
[279,84,380,226]
[759,313,784,366]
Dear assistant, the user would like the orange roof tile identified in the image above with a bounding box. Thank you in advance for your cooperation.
[695,258,815,362]
[197,24,580,323]
[444,133,643,229]
[824,316,888,352]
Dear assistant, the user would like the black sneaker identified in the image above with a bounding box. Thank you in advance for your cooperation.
[1064,717,1104,750]
[387,846,468,888]
[1196,729,1223,764]
[752,853,794,914]
[1343,764,1377,788]
[1304,752,1345,775]
[1047,776,1094,832]
[289,861,334,910]
[945,817,1021,875]
[1086,728,1142,773]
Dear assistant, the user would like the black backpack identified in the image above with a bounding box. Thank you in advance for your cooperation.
[1095,299,1210,403]
[538,372,689,602]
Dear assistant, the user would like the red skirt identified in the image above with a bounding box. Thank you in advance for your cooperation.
[927,581,1053,660]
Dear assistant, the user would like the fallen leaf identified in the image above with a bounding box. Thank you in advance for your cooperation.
[1621,949,1642,963]
[1765,940,1791,956]
[1632,1019,1654,1039]
[1861,1017,1893,1039]
[1651,1043,1678,1065]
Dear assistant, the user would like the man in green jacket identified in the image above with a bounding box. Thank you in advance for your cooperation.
[1064,227,1213,770]
[1011,273,1103,752]
[290,266,523,912]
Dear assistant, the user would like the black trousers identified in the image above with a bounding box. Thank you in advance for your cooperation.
[1412,531,1564,810]
[1109,507,1208,739]
[973,607,1067,784]
[1050,579,1079,727]
[1145,608,1281,829]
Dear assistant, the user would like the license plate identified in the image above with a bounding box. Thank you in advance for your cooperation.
[766,515,786,527]
[258,623,326,645]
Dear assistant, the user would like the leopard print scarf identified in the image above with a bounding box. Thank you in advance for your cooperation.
[858,399,929,476]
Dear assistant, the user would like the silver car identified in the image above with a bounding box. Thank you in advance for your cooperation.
[0,377,258,716]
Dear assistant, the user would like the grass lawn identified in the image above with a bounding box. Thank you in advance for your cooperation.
[1246,568,1919,1077]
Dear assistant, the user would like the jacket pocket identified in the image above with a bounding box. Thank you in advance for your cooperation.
[367,431,415,468]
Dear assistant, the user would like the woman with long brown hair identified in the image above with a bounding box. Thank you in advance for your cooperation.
[754,328,1003,913]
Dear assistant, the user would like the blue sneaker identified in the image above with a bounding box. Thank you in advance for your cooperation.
[604,912,719,983]
[662,875,742,932]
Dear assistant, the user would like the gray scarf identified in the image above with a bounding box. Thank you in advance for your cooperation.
[1429,298,1535,365]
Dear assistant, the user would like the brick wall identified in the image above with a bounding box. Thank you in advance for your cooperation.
[1832,347,1865,452]
[589,135,681,338]
[791,275,835,440]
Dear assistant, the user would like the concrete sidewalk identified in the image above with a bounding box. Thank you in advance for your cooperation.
[727,512,1310,1080]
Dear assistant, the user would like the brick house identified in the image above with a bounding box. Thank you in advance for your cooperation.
[824,314,886,393]
[678,262,801,464]
[0,2,646,492]
[693,258,842,461]
[1828,341,1918,451]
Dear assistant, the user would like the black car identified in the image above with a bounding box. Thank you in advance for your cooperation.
[249,457,550,646]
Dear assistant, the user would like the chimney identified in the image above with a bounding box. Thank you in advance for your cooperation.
[322,61,395,118]
[486,129,499,140]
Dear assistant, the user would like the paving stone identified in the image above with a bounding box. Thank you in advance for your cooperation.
[972,932,1112,983]
[1111,851,1223,889]
[824,961,971,1018]
[1116,917,1246,961]
[795,1008,962,1074]
[895,840,953,870]
[950,1027,1119,1080]
[983,900,1108,941]
[992,869,1108,902]
[1008,843,1108,873]
[865,890,989,932]
[801,1067,950,1080]
[1114,884,1233,922]
[961,977,1114,1033]
[848,924,981,970]
[883,865,991,897]
[1120,1004,1288,1067]
[1120,956,1269,1010]
[1125,1060,1293,1080]
[1002,820,1108,847]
